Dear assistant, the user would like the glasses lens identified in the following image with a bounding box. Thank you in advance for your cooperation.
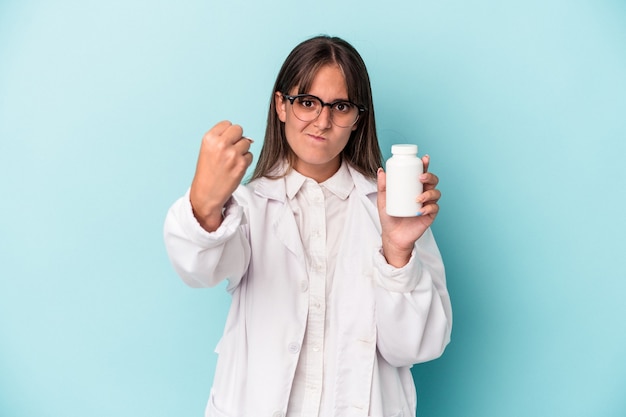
[330,101,359,128]
[291,95,321,122]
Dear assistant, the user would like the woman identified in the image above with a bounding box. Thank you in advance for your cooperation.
[164,35,452,417]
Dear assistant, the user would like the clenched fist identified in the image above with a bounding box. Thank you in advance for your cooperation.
[190,120,253,232]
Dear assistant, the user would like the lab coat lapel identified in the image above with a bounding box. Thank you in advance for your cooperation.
[273,202,305,263]
[348,165,380,234]
[253,176,306,266]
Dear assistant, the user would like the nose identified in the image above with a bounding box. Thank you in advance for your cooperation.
[314,105,332,129]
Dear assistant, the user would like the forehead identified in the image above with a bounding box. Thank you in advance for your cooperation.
[296,64,348,98]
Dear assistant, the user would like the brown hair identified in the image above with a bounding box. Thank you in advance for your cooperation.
[249,35,382,181]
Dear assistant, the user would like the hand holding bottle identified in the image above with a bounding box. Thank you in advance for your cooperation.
[377,154,441,267]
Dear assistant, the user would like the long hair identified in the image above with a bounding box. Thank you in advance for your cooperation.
[249,35,382,182]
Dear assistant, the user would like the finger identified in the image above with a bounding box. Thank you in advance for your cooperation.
[422,154,430,173]
[202,121,234,149]
[238,136,254,147]
[376,168,387,212]
[222,124,245,144]
[208,120,233,137]
[376,167,386,193]
[420,172,439,189]
[417,189,441,204]
[242,150,254,168]
[233,136,253,155]
[419,202,440,217]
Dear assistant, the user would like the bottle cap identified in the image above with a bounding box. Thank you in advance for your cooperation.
[391,144,418,155]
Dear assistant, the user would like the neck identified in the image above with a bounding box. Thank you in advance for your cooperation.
[293,159,341,183]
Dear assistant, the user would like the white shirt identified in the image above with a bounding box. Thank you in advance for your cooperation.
[285,163,353,417]
[163,162,452,417]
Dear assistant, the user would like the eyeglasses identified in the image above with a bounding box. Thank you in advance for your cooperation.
[282,93,366,128]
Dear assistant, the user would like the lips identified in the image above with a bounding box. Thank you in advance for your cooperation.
[307,133,327,141]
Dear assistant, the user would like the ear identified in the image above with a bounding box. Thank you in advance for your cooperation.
[275,92,287,122]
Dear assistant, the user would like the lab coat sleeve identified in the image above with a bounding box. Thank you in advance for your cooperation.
[373,227,452,367]
[163,189,251,290]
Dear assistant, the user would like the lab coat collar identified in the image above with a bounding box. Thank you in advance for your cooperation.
[284,161,354,201]
[252,160,377,202]
[284,169,307,200]
[320,162,354,200]
[347,164,378,198]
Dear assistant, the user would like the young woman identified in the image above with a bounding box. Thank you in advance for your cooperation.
[164,35,452,417]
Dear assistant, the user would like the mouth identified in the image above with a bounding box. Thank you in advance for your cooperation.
[307,133,327,141]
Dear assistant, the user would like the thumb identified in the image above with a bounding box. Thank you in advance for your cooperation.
[377,167,386,212]
[377,167,386,192]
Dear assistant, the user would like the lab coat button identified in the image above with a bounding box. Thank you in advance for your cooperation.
[288,342,300,354]
[300,280,308,292]
[272,412,285,417]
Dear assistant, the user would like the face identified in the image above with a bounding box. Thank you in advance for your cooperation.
[275,64,357,183]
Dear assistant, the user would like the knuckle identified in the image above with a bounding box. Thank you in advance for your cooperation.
[229,124,244,137]
[213,139,228,152]
[202,131,215,144]
[216,120,232,130]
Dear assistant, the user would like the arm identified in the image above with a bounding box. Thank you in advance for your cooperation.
[164,191,251,290]
[163,120,254,289]
[374,155,452,366]
[373,228,452,367]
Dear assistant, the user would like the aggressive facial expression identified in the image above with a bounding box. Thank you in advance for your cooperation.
[275,64,357,182]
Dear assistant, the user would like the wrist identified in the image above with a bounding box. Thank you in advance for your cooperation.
[190,200,224,232]
[381,237,413,268]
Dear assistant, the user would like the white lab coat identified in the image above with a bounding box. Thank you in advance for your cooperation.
[163,164,452,417]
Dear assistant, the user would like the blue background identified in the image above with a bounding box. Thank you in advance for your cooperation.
[1,1,625,416]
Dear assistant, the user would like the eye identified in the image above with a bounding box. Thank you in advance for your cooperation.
[297,96,319,109]
[333,102,353,113]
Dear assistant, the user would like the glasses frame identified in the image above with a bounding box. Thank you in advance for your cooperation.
[282,93,367,128]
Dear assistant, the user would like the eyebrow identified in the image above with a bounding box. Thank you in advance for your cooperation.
[300,93,352,103]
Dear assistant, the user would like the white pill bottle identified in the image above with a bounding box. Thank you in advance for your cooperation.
[385,144,424,217]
